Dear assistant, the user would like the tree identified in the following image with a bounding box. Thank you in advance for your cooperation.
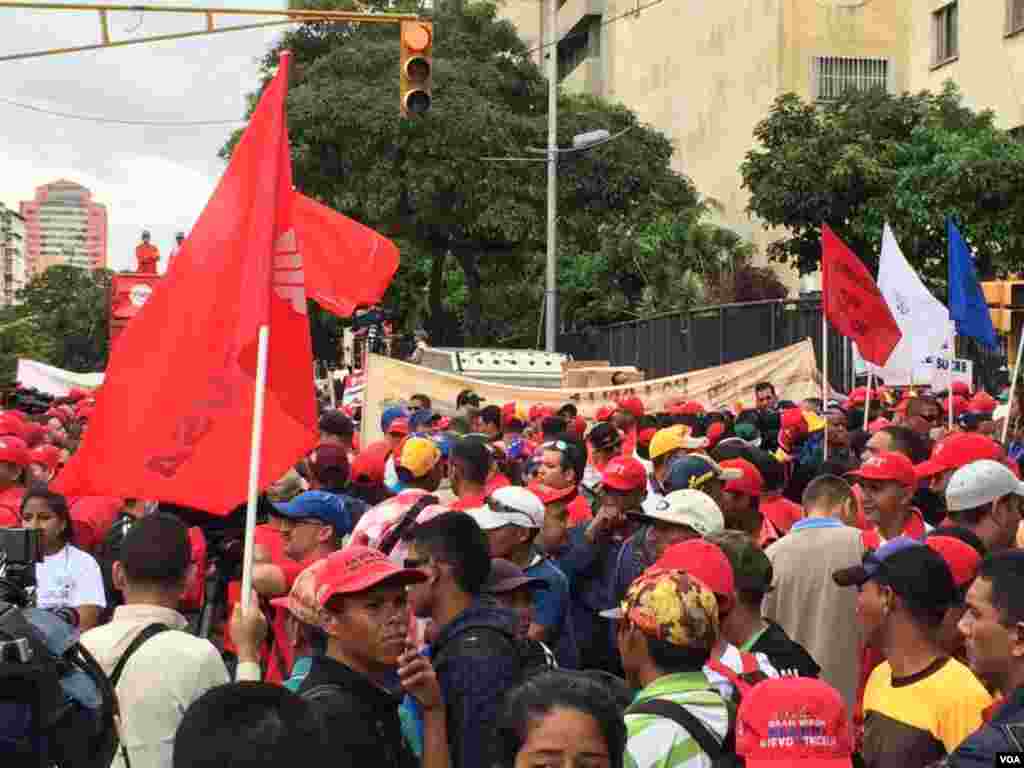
[229,0,751,348]
[742,83,1024,283]
[0,266,112,383]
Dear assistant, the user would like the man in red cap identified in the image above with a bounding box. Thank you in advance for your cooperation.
[718,458,776,547]
[915,432,1003,501]
[0,436,28,527]
[848,452,927,547]
[612,396,644,455]
[296,547,450,768]
[925,532,982,662]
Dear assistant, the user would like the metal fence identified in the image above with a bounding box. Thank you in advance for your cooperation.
[557,299,856,392]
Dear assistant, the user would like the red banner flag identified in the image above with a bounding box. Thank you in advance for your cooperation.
[294,193,400,317]
[821,224,902,367]
[55,54,317,515]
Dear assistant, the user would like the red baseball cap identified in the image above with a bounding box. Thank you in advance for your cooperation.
[528,481,577,505]
[314,546,426,607]
[636,427,657,447]
[669,400,704,416]
[926,535,981,589]
[616,397,645,419]
[848,451,916,488]
[940,395,970,417]
[914,432,1002,479]
[736,677,853,767]
[780,408,807,432]
[596,406,614,422]
[652,539,735,597]
[951,381,971,397]
[350,441,390,485]
[706,421,726,447]
[0,414,24,440]
[867,417,891,434]
[28,445,62,472]
[387,417,410,436]
[720,458,764,497]
[0,437,29,468]
[968,391,997,415]
[601,456,648,492]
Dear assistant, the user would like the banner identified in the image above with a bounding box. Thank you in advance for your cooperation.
[361,339,823,445]
[853,346,972,389]
[16,359,104,397]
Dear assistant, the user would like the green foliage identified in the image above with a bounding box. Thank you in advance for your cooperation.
[0,266,112,384]
[229,0,755,350]
[742,83,1024,284]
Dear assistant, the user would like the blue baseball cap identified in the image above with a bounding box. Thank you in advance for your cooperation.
[380,406,408,433]
[663,455,743,494]
[274,491,353,536]
[409,408,438,432]
[832,536,922,587]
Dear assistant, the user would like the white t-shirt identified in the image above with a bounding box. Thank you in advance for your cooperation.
[35,544,107,610]
[703,642,778,701]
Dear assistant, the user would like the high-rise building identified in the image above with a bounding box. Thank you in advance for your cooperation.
[20,180,108,274]
[0,202,27,307]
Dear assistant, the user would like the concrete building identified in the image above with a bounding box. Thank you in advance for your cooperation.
[20,179,108,274]
[501,0,913,292]
[0,202,28,307]
[908,0,1024,131]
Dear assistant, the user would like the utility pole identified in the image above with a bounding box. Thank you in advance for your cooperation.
[544,0,558,353]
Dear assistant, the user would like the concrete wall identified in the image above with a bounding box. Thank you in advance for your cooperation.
[909,0,1024,129]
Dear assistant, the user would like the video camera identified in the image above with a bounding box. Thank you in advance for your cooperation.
[0,529,43,608]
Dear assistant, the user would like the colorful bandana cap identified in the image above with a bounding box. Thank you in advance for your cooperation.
[621,569,719,650]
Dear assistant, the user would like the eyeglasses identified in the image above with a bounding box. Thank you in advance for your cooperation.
[484,497,537,528]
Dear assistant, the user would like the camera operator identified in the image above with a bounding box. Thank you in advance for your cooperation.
[20,487,105,631]
[0,437,28,527]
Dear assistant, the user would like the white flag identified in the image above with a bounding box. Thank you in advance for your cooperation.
[863,223,950,383]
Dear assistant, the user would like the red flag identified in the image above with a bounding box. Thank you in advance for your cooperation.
[821,224,902,366]
[55,54,317,515]
[294,193,400,317]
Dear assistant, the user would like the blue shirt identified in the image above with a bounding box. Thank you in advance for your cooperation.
[525,553,578,669]
[790,517,846,533]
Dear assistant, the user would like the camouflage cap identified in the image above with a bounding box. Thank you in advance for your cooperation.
[608,569,719,650]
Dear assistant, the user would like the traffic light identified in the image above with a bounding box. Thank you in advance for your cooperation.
[400,20,432,117]
[982,280,1024,366]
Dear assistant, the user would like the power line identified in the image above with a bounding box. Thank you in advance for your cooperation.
[524,0,668,58]
[0,95,245,126]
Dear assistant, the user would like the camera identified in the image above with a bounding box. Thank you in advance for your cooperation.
[0,528,43,607]
[0,636,32,662]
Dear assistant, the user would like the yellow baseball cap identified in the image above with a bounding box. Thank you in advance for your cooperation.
[398,437,442,479]
[649,425,709,461]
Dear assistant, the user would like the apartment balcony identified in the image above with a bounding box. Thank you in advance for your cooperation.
[558,0,605,40]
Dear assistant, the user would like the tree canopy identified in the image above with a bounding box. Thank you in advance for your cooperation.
[742,83,1024,285]
[229,0,757,352]
[0,266,112,384]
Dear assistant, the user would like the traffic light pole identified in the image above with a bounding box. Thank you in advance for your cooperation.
[544,0,558,353]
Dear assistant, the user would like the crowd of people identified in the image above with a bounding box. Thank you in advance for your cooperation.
[5,378,1024,767]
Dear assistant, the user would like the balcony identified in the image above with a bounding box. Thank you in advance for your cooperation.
[558,0,605,40]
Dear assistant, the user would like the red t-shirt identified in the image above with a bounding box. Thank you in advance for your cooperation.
[760,494,803,534]
[0,485,24,527]
[859,508,927,550]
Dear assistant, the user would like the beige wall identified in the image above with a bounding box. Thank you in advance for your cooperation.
[909,0,1024,130]
[500,0,912,294]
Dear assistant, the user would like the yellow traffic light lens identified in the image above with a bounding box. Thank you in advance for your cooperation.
[405,56,430,82]
[405,90,431,114]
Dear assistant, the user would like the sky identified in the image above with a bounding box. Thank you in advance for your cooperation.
[0,0,287,272]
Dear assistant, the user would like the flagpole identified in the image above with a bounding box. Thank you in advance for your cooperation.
[241,324,270,613]
[864,371,873,431]
[948,322,955,431]
[823,311,829,461]
[1002,328,1024,444]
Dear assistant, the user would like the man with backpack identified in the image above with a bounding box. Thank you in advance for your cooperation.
[80,513,265,768]
[611,568,733,767]
[403,512,523,768]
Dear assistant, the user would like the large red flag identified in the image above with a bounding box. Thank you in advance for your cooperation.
[294,193,400,317]
[821,224,902,366]
[55,53,317,514]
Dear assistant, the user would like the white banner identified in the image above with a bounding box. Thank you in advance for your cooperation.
[16,359,104,397]
[853,347,972,389]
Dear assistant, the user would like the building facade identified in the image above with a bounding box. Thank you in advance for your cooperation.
[501,0,913,292]
[0,202,28,307]
[20,180,108,275]
[908,0,1024,131]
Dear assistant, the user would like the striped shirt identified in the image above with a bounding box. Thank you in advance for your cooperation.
[625,671,730,768]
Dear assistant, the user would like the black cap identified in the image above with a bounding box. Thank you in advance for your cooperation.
[588,422,622,452]
[456,389,484,409]
[318,410,354,438]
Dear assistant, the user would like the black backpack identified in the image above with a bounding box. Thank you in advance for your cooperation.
[627,698,744,768]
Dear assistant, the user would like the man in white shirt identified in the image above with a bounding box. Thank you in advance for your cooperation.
[81,513,264,768]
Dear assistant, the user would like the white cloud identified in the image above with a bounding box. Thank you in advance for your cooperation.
[0,0,287,271]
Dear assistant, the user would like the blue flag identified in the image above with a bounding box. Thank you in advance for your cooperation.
[948,218,998,350]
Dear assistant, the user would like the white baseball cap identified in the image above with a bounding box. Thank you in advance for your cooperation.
[631,489,725,537]
[946,459,1024,512]
[469,486,545,530]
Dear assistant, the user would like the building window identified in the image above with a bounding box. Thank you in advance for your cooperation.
[813,57,889,101]
[1010,0,1024,35]
[933,2,958,67]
